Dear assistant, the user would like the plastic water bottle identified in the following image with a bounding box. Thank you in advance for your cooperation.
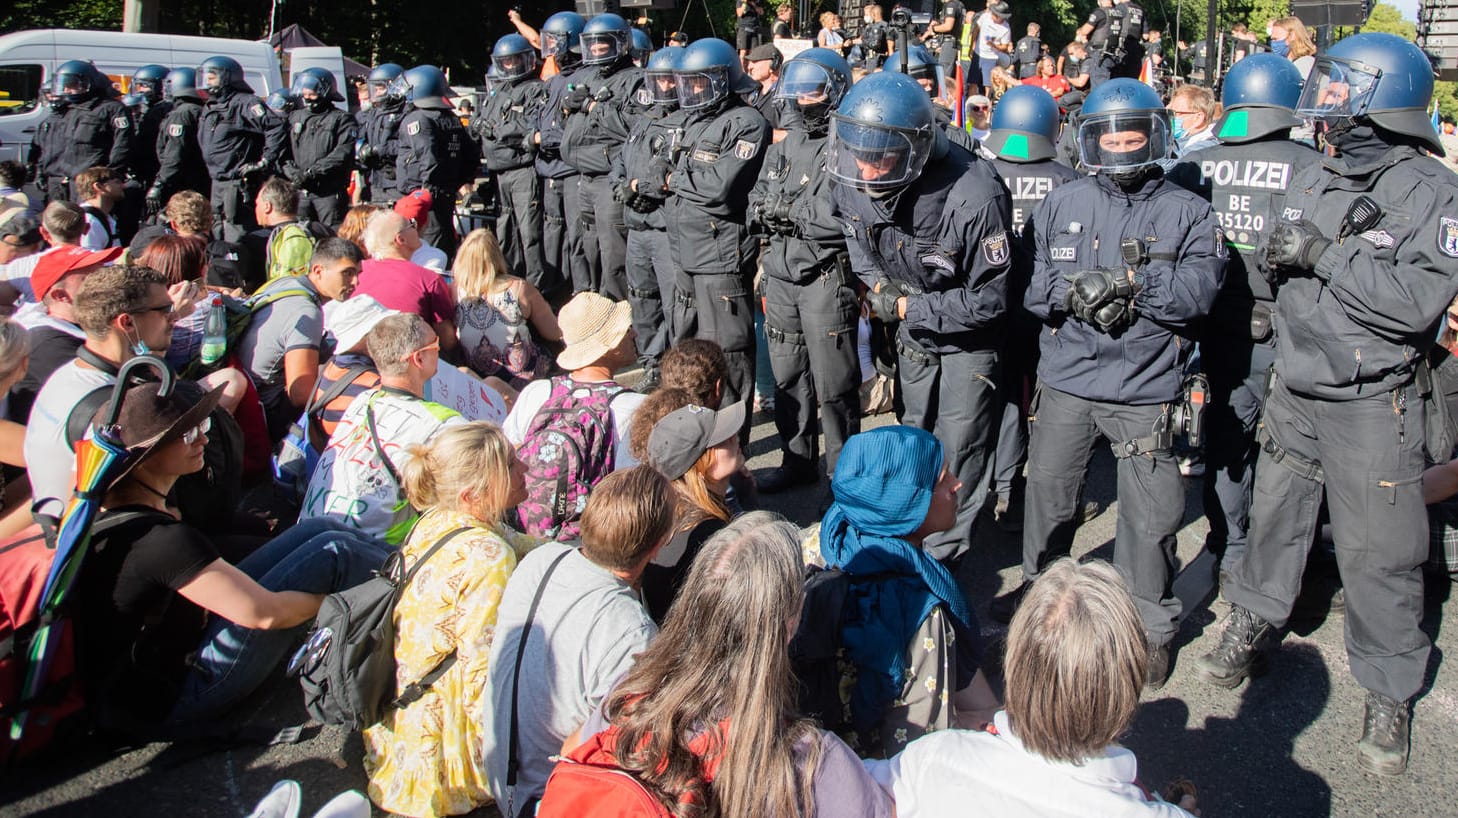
[200,294,227,366]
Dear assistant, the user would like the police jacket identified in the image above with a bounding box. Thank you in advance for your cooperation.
[749,127,846,283]
[284,106,359,193]
[562,57,645,178]
[199,88,286,180]
[1269,140,1458,401]
[479,76,545,172]
[155,99,210,197]
[1103,2,1146,69]
[990,155,1081,236]
[362,101,406,196]
[666,98,768,276]
[835,141,1014,356]
[396,107,477,195]
[28,110,69,185]
[61,95,135,178]
[1027,170,1225,404]
[536,63,588,180]
[612,106,684,232]
[133,100,171,185]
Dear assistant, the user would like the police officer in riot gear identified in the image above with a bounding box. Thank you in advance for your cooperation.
[394,65,477,258]
[882,46,975,154]
[1166,54,1318,577]
[479,34,548,293]
[197,55,286,242]
[978,85,1081,528]
[280,67,357,229]
[613,45,685,385]
[830,71,1014,562]
[1078,0,1145,87]
[359,63,406,204]
[994,79,1225,690]
[750,48,860,493]
[30,60,134,204]
[149,68,211,212]
[562,13,644,299]
[1197,33,1458,776]
[534,11,589,299]
[125,64,170,233]
[665,38,769,440]
[630,28,655,67]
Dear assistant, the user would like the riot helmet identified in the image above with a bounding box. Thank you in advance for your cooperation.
[1296,32,1442,154]
[983,85,1062,162]
[828,71,944,194]
[581,13,632,66]
[132,64,170,105]
[390,65,453,110]
[492,34,540,81]
[630,28,655,66]
[368,63,405,104]
[541,12,587,63]
[645,46,685,106]
[197,55,251,94]
[775,47,853,133]
[1075,78,1172,181]
[1213,53,1303,142]
[674,38,755,111]
[880,44,945,100]
[51,60,99,104]
[265,89,298,115]
[163,68,205,103]
[291,67,344,112]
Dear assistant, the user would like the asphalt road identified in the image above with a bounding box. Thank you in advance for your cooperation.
[4,407,1456,817]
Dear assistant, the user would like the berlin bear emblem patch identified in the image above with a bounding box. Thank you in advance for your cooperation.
[1439,217,1458,258]
[982,232,1010,266]
[167,123,183,137]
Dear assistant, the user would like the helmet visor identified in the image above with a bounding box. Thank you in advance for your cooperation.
[827,117,933,191]
[134,79,158,97]
[493,51,538,80]
[290,73,325,99]
[646,69,678,104]
[541,31,569,59]
[1076,111,1172,173]
[52,71,89,97]
[580,31,623,65]
[197,65,226,90]
[676,68,727,110]
[1295,56,1382,121]
[386,74,412,102]
[777,61,842,104]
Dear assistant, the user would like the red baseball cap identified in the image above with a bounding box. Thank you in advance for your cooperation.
[393,189,433,227]
[31,245,124,300]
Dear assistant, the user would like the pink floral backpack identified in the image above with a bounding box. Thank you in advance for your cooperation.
[514,377,624,541]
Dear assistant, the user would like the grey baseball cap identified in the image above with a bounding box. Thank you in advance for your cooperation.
[647,401,746,480]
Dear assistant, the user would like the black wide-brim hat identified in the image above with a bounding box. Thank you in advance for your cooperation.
[93,381,224,490]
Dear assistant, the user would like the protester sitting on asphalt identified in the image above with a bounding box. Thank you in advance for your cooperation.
[76,381,389,734]
[811,425,1000,758]
[392,190,449,273]
[299,313,464,544]
[551,512,894,818]
[356,210,459,357]
[337,204,384,254]
[0,318,32,537]
[864,558,1200,817]
[482,466,674,815]
[452,228,561,389]
[0,212,43,295]
[307,296,394,445]
[363,421,537,818]
[134,235,212,369]
[658,337,729,408]
[4,202,85,306]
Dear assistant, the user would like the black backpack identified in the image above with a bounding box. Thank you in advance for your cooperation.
[788,565,857,734]
[292,527,470,728]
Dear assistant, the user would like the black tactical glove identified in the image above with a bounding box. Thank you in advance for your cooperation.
[640,156,672,197]
[282,163,307,186]
[868,278,913,322]
[1264,219,1331,275]
[563,85,591,115]
[1064,268,1140,333]
[237,160,270,181]
[357,143,380,169]
[145,185,164,217]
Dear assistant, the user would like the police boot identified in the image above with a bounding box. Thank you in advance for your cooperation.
[1357,691,1410,776]
[1194,605,1275,689]
[1146,640,1171,691]
[756,465,819,495]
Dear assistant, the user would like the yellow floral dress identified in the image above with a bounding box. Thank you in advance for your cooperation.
[362,508,540,817]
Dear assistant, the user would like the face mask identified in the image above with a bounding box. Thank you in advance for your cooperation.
[1270,40,1289,58]
[307,97,331,112]
[1170,116,1188,142]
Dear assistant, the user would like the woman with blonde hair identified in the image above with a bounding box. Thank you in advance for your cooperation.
[1273,16,1317,77]
[453,228,561,388]
[363,421,538,818]
[338,204,385,253]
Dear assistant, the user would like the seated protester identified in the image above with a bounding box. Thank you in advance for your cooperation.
[864,559,1200,817]
[0,318,32,537]
[393,190,448,273]
[76,381,390,733]
[547,513,894,818]
[245,176,330,290]
[657,337,729,408]
[337,203,384,254]
[482,467,674,813]
[364,421,538,818]
[300,313,465,544]
[75,166,124,251]
[1022,56,1072,101]
[309,295,392,446]
[235,237,362,443]
[639,398,745,621]
[7,201,85,306]
[356,210,459,357]
[0,214,43,286]
[130,191,251,291]
[453,228,560,389]
[135,234,212,370]
[814,426,1000,758]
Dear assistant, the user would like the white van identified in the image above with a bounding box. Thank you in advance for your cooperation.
[0,29,285,163]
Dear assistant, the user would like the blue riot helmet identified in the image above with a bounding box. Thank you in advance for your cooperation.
[630,28,655,66]
[292,66,345,111]
[492,34,540,81]
[51,60,99,104]
[163,68,204,103]
[675,38,756,111]
[581,13,632,66]
[1076,78,1172,180]
[121,93,146,112]
[132,64,170,104]
[983,85,1061,162]
[775,47,853,133]
[645,46,685,105]
[390,65,453,110]
[368,63,404,103]
[1212,53,1303,143]
[880,44,945,100]
[265,89,298,115]
[828,71,945,194]
[197,55,251,94]
[541,12,587,62]
[1296,32,1442,154]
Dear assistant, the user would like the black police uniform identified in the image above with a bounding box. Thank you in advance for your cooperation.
[29,109,71,203]
[1223,138,1458,706]
[1022,170,1225,645]
[935,0,967,78]
[32,94,135,203]
[132,99,169,189]
[283,103,358,228]
[736,0,764,52]
[561,55,645,299]
[199,87,286,242]
[478,71,549,294]
[860,19,890,70]
[536,63,590,300]
[667,97,769,439]
[1169,135,1318,571]
[835,142,1013,562]
[153,97,211,201]
[396,106,476,258]
[1015,34,1043,79]
[751,122,861,482]
[1087,1,1145,87]
[360,99,407,204]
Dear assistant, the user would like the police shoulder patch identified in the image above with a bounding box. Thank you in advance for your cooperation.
[921,251,957,275]
[692,148,719,163]
[733,139,758,160]
[167,123,183,137]
[250,103,265,118]
[406,120,421,136]
[1439,216,1458,259]
[636,88,652,106]
[982,232,1010,266]
[113,115,130,129]
[292,121,304,134]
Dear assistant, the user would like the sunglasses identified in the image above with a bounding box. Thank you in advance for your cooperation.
[286,626,334,677]
[182,416,212,445]
[971,105,991,112]
[129,301,175,318]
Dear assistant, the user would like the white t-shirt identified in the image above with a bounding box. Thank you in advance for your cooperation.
[863,712,1195,818]
[24,360,116,514]
[411,243,448,274]
[80,210,118,250]
[503,377,646,470]
[0,246,58,302]
[975,12,1012,59]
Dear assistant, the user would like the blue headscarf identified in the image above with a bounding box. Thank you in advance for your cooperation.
[818,426,982,735]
